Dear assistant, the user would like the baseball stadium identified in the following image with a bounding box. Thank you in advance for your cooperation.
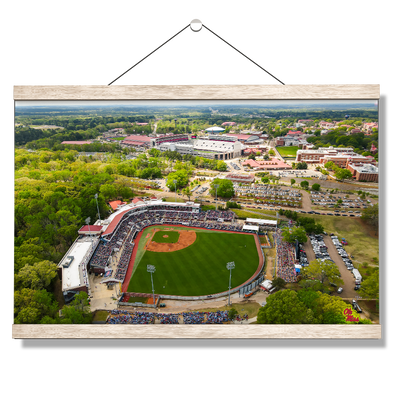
[60,199,265,306]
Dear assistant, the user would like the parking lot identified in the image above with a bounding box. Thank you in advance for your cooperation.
[324,235,359,299]
[300,233,360,300]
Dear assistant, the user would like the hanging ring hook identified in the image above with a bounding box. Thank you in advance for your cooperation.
[188,16,205,35]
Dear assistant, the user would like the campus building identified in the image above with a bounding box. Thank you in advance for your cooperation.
[156,135,244,160]
[225,173,255,184]
[295,147,356,163]
[121,134,152,148]
[347,163,379,182]
[242,158,291,171]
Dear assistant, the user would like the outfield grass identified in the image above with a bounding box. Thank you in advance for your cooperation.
[128,229,260,296]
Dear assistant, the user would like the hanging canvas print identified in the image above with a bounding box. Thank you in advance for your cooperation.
[12,85,381,338]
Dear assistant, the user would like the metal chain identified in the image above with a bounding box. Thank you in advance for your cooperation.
[106,17,286,85]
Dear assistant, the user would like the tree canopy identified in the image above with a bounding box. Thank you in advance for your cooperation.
[257,289,366,324]
[210,179,234,199]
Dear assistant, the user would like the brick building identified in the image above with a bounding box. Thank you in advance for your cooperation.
[347,163,379,182]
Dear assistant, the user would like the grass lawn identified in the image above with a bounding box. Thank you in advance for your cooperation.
[232,208,279,220]
[311,215,379,265]
[92,310,109,322]
[163,197,185,203]
[127,296,149,303]
[276,146,299,158]
[152,230,180,243]
[193,301,261,318]
[128,229,260,296]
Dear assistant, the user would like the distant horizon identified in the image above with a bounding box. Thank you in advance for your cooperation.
[15,99,378,109]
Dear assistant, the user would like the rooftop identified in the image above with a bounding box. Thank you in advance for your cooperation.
[350,163,379,174]
[123,135,152,142]
[59,238,94,291]
[61,140,92,145]
[78,225,103,233]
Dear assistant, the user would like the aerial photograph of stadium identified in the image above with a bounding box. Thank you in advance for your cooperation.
[14,99,379,325]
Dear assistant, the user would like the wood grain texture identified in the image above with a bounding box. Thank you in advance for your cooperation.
[14,85,380,100]
[12,324,381,339]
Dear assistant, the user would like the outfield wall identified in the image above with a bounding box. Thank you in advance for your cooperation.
[121,223,265,301]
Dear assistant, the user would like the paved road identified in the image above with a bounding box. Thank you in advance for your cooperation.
[302,236,358,299]
[324,235,358,300]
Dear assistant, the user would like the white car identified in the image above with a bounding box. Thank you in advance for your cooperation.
[337,287,343,294]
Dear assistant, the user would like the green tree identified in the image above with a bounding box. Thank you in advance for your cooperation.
[263,154,270,160]
[210,179,234,198]
[314,293,359,324]
[14,288,59,324]
[216,160,228,171]
[359,269,379,299]
[281,226,307,243]
[301,259,343,288]
[311,183,320,191]
[334,168,353,181]
[290,178,295,186]
[60,291,92,324]
[271,277,287,290]
[166,169,189,191]
[300,180,309,189]
[228,308,238,320]
[182,186,192,201]
[16,260,58,290]
[257,290,315,324]
[361,204,379,231]
[99,183,117,200]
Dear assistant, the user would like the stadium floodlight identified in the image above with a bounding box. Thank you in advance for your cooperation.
[85,217,94,249]
[147,265,156,307]
[226,261,235,306]
[214,184,220,211]
[173,179,178,202]
[94,193,101,222]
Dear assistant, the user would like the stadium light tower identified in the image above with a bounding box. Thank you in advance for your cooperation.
[147,265,156,307]
[173,179,177,202]
[214,184,220,211]
[94,193,101,222]
[85,217,93,249]
[226,261,235,306]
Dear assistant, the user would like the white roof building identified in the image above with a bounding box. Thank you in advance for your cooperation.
[58,236,97,294]
[205,126,225,133]
[246,218,278,226]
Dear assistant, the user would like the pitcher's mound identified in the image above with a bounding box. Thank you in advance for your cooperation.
[147,230,196,252]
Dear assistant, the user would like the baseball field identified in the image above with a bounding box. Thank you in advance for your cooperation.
[126,226,261,296]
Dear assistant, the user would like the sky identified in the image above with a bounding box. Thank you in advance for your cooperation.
[15,100,379,108]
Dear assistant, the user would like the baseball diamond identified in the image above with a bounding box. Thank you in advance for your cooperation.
[126,226,262,296]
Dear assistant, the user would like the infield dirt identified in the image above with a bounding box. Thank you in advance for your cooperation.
[145,229,197,252]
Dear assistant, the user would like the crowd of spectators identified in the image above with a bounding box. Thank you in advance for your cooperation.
[107,310,154,324]
[106,310,231,324]
[90,204,245,275]
[206,210,235,221]
[274,229,297,283]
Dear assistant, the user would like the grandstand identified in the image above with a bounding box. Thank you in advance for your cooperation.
[57,197,270,303]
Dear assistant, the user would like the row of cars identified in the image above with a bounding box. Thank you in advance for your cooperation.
[330,234,361,290]
[297,233,327,267]
[309,234,333,263]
